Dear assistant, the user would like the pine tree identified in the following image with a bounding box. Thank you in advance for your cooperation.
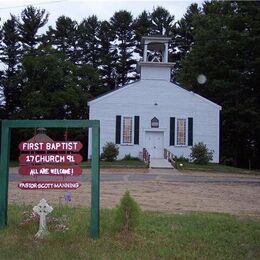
[151,6,174,36]
[172,3,201,73]
[17,5,48,51]
[110,10,136,86]
[78,15,101,68]
[133,10,152,57]
[0,16,21,72]
[177,1,260,168]
[98,21,118,90]
[0,16,22,118]
[46,16,78,63]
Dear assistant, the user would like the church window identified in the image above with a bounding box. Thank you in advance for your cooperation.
[176,119,187,145]
[122,117,133,144]
[151,117,159,128]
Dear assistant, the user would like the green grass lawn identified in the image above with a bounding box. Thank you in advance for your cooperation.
[81,159,147,168]
[0,205,260,259]
[176,162,260,175]
[9,160,147,169]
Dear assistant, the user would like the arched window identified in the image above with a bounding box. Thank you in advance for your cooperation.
[151,117,159,128]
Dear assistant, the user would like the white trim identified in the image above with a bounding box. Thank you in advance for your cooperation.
[141,36,171,43]
[143,128,167,132]
[139,62,174,68]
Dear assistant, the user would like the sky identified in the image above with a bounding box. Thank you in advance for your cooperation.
[0,0,204,28]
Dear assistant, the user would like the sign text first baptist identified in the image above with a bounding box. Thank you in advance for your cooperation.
[19,141,83,151]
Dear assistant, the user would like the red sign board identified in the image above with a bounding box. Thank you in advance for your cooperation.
[18,181,81,190]
[19,141,83,152]
[19,154,83,164]
[19,166,82,176]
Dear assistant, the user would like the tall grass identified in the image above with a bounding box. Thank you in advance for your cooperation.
[0,205,259,259]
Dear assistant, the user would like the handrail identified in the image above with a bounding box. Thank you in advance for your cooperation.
[143,148,150,167]
[164,148,176,167]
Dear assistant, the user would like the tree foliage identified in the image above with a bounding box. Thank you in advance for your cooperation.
[46,16,78,63]
[0,16,22,117]
[78,15,101,68]
[177,1,260,167]
[20,47,96,119]
[151,6,174,36]
[17,5,48,51]
[110,10,136,86]
[102,142,119,161]
[113,191,141,233]
[190,142,213,164]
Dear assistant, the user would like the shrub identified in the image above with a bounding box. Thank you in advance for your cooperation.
[113,191,141,233]
[102,142,119,161]
[190,142,214,165]
[122,154,140,161]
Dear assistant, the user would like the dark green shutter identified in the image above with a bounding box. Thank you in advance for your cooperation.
[134,116,140,145]
[170,117,175,146]
[115,115,121,144]
[188,117,193,146]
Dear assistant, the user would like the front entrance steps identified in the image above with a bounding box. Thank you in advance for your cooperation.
[150,158,174,169]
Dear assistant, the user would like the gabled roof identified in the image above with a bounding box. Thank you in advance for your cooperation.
[27,128,54,142]
[88,79,221,110]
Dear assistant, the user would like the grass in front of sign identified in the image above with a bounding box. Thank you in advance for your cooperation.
[0,205,260,259]
[9,159,147,169]
[81,159,147,168]
[176,162,260,175]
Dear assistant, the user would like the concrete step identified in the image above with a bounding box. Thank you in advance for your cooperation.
[150,158,174,169]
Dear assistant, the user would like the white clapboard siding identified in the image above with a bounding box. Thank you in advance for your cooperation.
[88,78,221,163]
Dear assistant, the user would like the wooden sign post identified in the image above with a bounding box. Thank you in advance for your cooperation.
[0,120,100,239]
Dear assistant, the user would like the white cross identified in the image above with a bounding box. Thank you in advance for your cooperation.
[33,199,53,239]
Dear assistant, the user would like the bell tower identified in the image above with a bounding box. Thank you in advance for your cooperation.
[139,36,174,81]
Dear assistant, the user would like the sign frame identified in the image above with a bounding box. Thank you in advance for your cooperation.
[0,120,100,239]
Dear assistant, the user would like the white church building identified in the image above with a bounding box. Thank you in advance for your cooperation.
[88,36,221,163]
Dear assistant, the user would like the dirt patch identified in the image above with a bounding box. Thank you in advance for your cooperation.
[9,180,260,216]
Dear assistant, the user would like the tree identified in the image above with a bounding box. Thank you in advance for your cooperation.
[133,10,152,57]
[172,3,201,73]
[151,6,174,36]
[98,21,118,90]
[20,47,99,119]
[17,5,48,51]
[0,16,21,73]
[110,10,136,86]
[190,142,213,164]
[46,16,78,63]
[0,16,22,118]
[177,1,260,168]
[114,191,141,233]
[78,15,101,68]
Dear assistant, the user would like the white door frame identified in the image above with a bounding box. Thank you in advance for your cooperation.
[144,130,165,159]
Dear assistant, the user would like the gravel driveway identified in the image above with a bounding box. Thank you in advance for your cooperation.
[7,168,260,216]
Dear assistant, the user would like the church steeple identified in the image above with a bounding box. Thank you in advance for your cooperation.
[139,36,174,81]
